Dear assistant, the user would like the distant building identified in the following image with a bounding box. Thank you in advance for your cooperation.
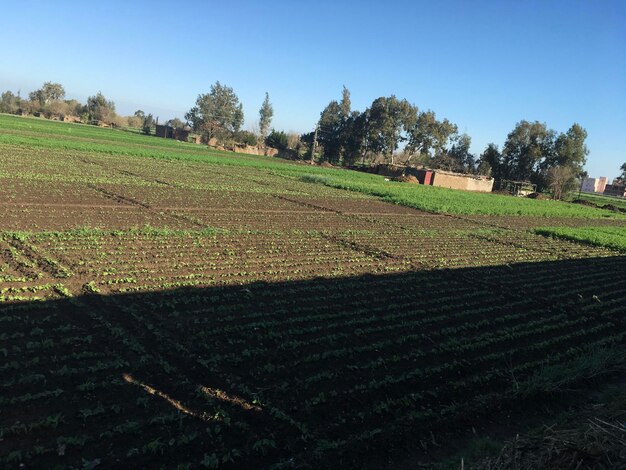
[375,165,494,192]
[581,176,608,193]
[603,184,626,197]
[155,124,191,142]
[496,179,537,197]
[418,169,494,193]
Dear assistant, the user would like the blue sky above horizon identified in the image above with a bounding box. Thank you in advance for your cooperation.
[1,0,624,178]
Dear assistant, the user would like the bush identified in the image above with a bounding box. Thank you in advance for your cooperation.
[127,115,143,128]
[0,91,21,114]
[265,129,288,150]
[234,130,258,146]
[299,174,331,185]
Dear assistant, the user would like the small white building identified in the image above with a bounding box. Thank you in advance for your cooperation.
[581,176,608,193]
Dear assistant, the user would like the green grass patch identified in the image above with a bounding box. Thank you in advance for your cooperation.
[291,169,623,218]
[534,226,626,252]
[299,174,332,185]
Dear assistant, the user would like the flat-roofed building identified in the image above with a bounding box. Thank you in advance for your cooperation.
[603,184,626,197]
[581,176,608,193]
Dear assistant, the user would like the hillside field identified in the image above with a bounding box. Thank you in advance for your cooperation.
[1,114,625,468]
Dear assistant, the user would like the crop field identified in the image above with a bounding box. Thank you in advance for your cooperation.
[1,115,626,468]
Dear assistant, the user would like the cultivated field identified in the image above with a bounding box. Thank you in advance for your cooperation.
[1,115,625,468]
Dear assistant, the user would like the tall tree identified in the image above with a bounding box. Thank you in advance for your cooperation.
[28,90,43,107]
[41,82,65,102]
[185,81,243,142]
[318,100,344,163]
[501,120,555,183]
[620,163,626,180]
[546,166,577,200]
[316,86,355,164]
[86,92,116,123]
[477,143,502,177]
[366,96,417,164]
[447,133,475,173]
[342,111,369,166]
[29,82,65,106]
[258,92,273,141]
[0,91,21,113]
[142,113,155,135]
[340,85,351,119]
[406,110,457,165]
[549,123,588,174]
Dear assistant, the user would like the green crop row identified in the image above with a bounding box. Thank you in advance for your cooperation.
[291,172,625,218]
[534,226,626,252]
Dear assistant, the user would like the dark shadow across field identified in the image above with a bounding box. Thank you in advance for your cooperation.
[2,256,625,468]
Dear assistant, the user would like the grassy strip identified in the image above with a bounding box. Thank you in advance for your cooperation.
[1,114,215,151]
[295,172,624,218]
[0,132,275,168]
[534,226,626,252]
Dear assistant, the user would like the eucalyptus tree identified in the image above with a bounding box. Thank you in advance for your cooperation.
[186,81,244,142]
[366,95,417,164]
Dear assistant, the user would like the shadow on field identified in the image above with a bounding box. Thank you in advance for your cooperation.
[2,256,626,469]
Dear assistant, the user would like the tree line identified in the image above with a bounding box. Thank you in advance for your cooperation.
[0,81,283,148]
[306,87,590,194]
[481,121,588,196]
[185,81,287,150]
[0,82,182,133]
[185,82,592,196]
[2,81,597,196]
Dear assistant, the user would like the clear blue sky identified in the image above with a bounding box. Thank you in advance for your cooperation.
[1,1,624,178]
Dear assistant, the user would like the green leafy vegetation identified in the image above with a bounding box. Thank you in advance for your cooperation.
[534,226,626,252]
[295,169,623,218]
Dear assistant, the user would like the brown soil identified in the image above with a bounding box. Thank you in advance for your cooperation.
[572,198,598,207]
[602,203,626,213]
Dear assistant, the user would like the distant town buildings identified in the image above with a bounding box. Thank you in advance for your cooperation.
[580,176,625,198]
[603,182,626,197]
[581,176,608,194]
